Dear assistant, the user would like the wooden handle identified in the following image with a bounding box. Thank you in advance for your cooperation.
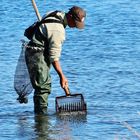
[64,86,71,96]
[31,0,41,21]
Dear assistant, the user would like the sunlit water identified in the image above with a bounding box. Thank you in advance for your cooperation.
[0,0,140,139]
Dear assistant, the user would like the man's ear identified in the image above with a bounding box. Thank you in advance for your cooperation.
[66,13,76,28]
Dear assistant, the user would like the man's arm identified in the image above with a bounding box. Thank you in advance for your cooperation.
[52,60,68,89]
[47,27,67,89]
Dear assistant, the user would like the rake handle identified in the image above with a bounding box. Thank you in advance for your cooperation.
[31,0,41,21]
[64,86,71,96]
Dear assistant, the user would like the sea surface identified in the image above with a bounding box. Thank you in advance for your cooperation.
[0,0,140,140]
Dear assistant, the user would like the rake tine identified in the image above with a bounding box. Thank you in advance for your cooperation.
[63,104,65,112]
[65,104,67,111]
[73,103,75,111]
[61,105,63,112]
[79,102,81,111]
[75,102,77,111]
[70,103,72,111]
[70,103,72,112]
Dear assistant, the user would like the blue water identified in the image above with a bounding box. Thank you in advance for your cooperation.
[0,0,140,139]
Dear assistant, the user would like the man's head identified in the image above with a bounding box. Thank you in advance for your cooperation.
[66,6,86,29]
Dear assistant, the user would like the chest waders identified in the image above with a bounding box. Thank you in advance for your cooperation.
[25,46,51,114]
[25,12,64,114]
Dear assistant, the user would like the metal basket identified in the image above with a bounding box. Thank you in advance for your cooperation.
[55,93,87,113]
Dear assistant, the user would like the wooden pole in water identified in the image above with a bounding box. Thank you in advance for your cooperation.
[31,0,41,21]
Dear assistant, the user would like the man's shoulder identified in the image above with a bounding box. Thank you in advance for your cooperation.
[43,11,65,19]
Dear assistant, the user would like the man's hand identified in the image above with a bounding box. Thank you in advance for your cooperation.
[60,75,68,88]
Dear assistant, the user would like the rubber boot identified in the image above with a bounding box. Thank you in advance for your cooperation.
[33,93,48,115]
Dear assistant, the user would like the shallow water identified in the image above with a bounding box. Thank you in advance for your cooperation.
[0,0,140,140]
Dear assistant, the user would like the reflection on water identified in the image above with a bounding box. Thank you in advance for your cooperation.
[17,115,35,140]
[16,113,87,140]
[34,115,52,140]
[56,113,87,123]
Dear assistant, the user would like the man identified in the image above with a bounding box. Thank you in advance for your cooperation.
[25,6,86,114]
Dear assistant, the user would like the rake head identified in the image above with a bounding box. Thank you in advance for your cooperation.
[55,94,87,114]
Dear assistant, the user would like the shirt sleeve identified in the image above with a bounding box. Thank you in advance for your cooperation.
[48,31,65,63]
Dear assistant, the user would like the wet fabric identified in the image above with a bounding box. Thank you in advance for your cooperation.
[34,93,49,114]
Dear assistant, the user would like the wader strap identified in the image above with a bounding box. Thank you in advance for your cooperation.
[37,19,64,42]
[32,11,64,46]
[39,11,64,27]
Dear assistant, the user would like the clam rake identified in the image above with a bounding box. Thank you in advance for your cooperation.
[55,87,87,113]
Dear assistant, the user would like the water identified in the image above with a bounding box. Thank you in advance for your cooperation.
[0,0,140,139]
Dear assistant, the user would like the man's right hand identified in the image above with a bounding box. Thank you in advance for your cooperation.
[60,74,68,89]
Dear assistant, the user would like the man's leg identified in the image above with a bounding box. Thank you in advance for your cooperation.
[25,48,51,114]
[33,93,49,114]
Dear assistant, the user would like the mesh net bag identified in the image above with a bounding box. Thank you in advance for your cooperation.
[14,40,33,102]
